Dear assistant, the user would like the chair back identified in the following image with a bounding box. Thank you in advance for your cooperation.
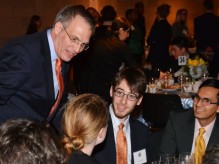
[142,93,184,128]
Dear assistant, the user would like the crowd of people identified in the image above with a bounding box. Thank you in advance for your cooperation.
[0,0,219,163]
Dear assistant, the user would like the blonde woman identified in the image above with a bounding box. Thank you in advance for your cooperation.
[172,8,190,38]
[62,93,109,164]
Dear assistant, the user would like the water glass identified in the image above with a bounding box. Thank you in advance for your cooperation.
[201,73,208,82]
[183,76,192,94]
[159,154,175,164]
[178,75,184,92]
[178,152,195,164]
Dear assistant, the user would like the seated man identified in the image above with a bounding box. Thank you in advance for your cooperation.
[160,79,219,163]
[92,67,150,164]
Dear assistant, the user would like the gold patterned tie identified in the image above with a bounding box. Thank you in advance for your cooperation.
[116,123,127,164]
[48,58,64,118]
[195,128,206,164]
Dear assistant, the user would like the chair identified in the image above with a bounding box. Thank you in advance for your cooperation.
[142,93,185,128]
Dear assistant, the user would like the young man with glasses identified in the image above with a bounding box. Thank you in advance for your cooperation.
[93,67,150,164]
[0,5,95,134]
[160,79,219,162]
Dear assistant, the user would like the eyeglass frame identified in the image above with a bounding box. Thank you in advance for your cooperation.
[61,24,89,51]
[113,89,139,101]
[192,94,218,106]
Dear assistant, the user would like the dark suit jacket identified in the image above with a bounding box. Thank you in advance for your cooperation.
[0,30,69,123]
[93,117,150,164]
[194,12,219,53]
[147,18,172,71]
[160,110,219,156]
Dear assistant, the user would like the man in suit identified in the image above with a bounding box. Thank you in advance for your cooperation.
[160,79,219,162]
[93,67,150,164]
[0,5,95,132]
[147,4,172,72]
[194,0,219,78]
[194,0,219,54]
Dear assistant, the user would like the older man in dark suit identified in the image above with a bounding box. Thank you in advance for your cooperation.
[0,5,95,133]
[93,67,150,164]
[160,79,219,163]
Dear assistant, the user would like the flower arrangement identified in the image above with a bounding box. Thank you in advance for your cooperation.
[175,56,208,80]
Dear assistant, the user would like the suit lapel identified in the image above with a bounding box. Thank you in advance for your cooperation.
[182,111,195,152]
[207,115,219,148]
[108,119,116,153]
[40,31,55,109]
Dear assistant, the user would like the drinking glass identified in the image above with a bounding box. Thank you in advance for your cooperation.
[201,73,208,82]
[179,152,190,164]
[149,77,156,85]
[183,76,191,94]
[178,74,184,93]
[159,154,175,164]
[179,152,194,164]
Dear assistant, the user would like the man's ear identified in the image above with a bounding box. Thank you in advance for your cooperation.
[110,86,113,97]
[136,96,143,106]
[216,105,219,113]
[54,22,63,34]
[118,27,123,34]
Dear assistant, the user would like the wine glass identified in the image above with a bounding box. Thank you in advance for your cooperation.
[183,76,191,95]
[178,74,184,93]
[178,152,194,164]
[149,77,156,85]
[159,154,175,164]
[201,73,208,82]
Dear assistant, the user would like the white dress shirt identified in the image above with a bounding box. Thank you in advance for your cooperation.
[109,105,132,164]
[47,29,59,98]
[191,118,216,154]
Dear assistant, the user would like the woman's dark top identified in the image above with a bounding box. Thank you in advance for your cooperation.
[68,150,99,164]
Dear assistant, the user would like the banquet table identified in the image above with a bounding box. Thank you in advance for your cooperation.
[156,90,193,109]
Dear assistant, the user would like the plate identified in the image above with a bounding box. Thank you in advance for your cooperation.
[160,88,179,92]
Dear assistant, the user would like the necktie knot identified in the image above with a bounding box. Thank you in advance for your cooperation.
[119,123,124,130]
[199,128,206,136]
[56,58,62,69]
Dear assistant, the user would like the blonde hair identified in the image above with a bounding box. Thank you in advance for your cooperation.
[62,93,108,154]
[174,8,188,24]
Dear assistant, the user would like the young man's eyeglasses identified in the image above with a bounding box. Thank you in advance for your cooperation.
[114,89,138,101]
[62,24,89,51]
[192,94,218,106]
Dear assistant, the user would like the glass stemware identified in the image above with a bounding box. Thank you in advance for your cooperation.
[201,73,208,82]
[178,152,195,164]
[183,76,191,94]
[178,74,184,93]
[159,154,175,164]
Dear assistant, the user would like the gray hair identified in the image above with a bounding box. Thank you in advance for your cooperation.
[54,5,95,34]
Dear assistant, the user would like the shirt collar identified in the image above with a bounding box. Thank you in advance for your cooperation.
[195,117,216,135]
[47,29,58,62]
[109,104,130,131]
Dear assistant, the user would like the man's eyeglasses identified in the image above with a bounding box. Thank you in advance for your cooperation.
[62,24,89,51]
[192,94,218,106]
[114,89,138,101]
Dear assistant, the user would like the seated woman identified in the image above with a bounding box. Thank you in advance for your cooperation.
[62,93,109,164]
